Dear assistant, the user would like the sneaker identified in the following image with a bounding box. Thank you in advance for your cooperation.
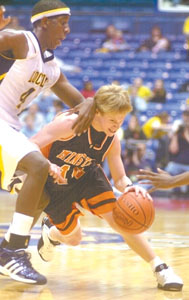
[38,217,60,262]
[0,247,47,285]
[155,263,183,291]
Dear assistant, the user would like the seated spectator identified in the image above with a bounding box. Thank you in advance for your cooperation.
[178,80,189,93]
[148,79,166,103]
[172,104,189,132]
[124,113,146,140]
[80,81,96,98]
[46,99,65,123]
[127,77,152,112]
[183,16,189,61]
[137,25,171,53]
[96,24,130,53]
[142,111,171,139]
[102,29,130,52]
[0,5,11,30]
[122,142,153,183]
[142,111,171,168]
[165,109,189,195]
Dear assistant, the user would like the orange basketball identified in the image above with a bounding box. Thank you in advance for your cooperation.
[113,191,155,234]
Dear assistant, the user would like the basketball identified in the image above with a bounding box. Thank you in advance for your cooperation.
[113,191,155,234]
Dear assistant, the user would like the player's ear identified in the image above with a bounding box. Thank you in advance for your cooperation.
[40,17,49,29]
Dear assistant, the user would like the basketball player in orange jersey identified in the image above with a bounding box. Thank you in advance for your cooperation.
[0,0,95,285]
[30,84,183,291]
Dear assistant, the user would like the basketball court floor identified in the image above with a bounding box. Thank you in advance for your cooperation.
[0,191,188,300]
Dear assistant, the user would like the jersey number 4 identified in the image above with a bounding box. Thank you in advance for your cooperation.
[16,88,36,109]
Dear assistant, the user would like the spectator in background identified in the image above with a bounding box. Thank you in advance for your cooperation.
[127,77,152,112]
[164,109,189,195]
[124,113,146,141]
[183,16,189,61]
[137,25,171,54]
[96,24,130,53]
[104,24,117,42]
[142,111,171,140]
[0,5,11,30]
[172,103,189,132]
[102,29,130,52]
[80,80,96,98]
[122,142,153,183]
[46,99,65,123]
[142,111,171,168]
[19,103,46,134]
[178,80,189,93]
[148,79,166,103]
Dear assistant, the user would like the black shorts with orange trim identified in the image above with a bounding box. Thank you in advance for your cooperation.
[44,164,116,235]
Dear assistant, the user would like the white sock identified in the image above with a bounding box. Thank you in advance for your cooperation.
[150,256,164,271]
[5,212,34,241]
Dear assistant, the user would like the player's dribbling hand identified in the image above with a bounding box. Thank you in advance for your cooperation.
[48,163,67,185]
[69,97,96,135]
[124,185,153,201]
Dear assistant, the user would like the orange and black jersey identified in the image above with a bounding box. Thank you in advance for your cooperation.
[44,125,116,226]
[45,125,115,192]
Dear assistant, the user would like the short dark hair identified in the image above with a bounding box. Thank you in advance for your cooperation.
[32,0,67,17]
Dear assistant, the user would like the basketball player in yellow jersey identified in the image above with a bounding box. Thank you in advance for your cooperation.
[30,84,183,291]
[0,0,95,285]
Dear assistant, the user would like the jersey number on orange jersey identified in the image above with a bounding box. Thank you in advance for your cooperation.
[57,164,85,185]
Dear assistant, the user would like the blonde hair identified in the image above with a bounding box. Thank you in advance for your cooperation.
[94,84,133,114]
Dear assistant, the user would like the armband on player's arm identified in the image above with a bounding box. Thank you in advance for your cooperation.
[114,175,133,193]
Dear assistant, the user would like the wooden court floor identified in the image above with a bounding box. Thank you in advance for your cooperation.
[0,191,189,300]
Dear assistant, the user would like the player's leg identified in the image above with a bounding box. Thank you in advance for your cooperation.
[37,185,83,262]
[0,125,49,284]
[101,211,183,291]
[3,151,49,248]
[38,214,82,262]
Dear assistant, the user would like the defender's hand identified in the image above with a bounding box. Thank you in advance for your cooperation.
[48,162,67,185]
[137,168,172,193]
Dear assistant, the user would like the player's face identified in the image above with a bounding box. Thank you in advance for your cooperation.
[46,15,70,49]
[98,111,126,136]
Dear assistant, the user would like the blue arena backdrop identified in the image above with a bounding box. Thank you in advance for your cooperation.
[0,0,156,8]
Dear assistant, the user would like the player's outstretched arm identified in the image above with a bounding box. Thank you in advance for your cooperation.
[106,136,151,200]
[137,168,189,193]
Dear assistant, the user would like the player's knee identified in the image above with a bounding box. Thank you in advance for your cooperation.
[27,152,49,178]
